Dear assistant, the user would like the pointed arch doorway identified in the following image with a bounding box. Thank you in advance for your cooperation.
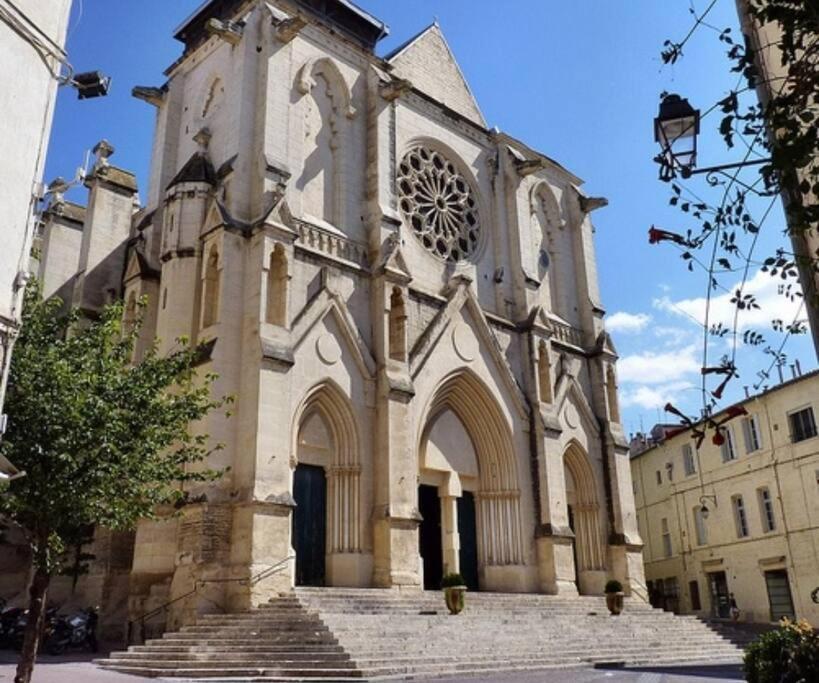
[292,382,362,587]
[418,371,525,592]
[564,443,606,594]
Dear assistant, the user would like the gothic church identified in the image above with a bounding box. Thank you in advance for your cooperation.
[32,0,646,631]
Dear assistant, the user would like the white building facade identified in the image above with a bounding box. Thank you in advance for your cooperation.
[0,0,73,472]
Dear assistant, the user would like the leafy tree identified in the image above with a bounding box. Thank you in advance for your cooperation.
[744,618,819,683]
[0,281,228,683]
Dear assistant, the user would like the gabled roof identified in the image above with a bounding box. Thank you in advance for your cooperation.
[167,152,216,190]
[386,22,486,127]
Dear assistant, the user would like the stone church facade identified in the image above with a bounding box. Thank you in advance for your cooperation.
[33,0,646,631]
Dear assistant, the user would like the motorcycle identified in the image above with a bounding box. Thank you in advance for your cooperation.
[0,606,25,648]
[44,607,98,655]
[7,606,60,651]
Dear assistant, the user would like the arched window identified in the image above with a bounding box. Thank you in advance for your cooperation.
[537,340,552,404]
[266,244,288,327]
[201,246,220,328]
[123,290,138,336]
[388,287,407,362]
[606,366,620,423]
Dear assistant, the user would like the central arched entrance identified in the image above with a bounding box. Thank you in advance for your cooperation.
[418,371,524,592]
[564,443,606,594]
[419,409,480,590]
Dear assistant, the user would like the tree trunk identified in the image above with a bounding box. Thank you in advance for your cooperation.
[14,568,51,683]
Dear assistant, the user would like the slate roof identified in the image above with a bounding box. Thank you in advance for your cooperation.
[167,152,217,189]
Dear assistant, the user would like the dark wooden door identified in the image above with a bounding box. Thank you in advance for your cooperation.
[418,485,443,590]
[568,504,580,587]
[457,492,479,591]
[764,570,795,621]
[708,571,730,618]
[293,464,326,587]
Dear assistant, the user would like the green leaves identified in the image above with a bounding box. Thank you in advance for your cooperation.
[0,281,227,572]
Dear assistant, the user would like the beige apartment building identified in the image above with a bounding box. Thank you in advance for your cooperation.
[631,369,819,626]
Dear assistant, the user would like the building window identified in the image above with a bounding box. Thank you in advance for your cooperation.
[732,495,749,538]
[201,246,220,328]
[661,517,672,558]
[682,443,696,476]
[689,580,702,611]
[666,462,674,482]
[758,487,776,533]
[398,146,481,263]
[742,415,762,453]
[693,506,708,546]
[720,427,737,463]
[788,406,817,443]
[656,470,662,486]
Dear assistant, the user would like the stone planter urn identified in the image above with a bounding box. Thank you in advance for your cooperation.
[443,586,467,615]
[605,580,624,616]
[441,573,467,615]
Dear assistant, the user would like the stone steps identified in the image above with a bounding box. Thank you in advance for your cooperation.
[96,587,744,679]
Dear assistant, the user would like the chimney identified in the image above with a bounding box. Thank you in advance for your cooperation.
[795,359,802,376]
[72,141,138,312]
[777,364,784,383]
[743,386,749,398]
[790,364,796,379]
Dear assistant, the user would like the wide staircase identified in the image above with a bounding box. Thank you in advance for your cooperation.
[97,587,744,679]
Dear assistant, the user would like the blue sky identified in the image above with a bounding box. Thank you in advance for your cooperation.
[45,1,816,435]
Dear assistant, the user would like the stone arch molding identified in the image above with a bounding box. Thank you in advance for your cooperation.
[420,369,525,566]
[292,380,361,553]
[295,57,357,119]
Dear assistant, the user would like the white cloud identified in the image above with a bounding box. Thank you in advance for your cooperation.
[618,345,701,385]
[606,311,651,334]
[619,381,697,410]
[652,269,805,333]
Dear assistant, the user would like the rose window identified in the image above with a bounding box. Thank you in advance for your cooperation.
[397,147,481,262]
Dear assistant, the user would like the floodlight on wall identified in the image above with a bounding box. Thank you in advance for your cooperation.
[71,71,111,100]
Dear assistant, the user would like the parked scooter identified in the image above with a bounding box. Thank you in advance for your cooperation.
[0,605,25,648]
[44,607,98,655]
[7,606,60,651]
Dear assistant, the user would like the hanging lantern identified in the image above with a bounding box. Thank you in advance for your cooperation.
[654,94,700,180]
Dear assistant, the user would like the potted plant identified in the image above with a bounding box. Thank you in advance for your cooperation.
[441,573,467,615]
[605,579,624,616]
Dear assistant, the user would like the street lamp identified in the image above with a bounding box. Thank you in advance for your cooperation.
[654,94,700,181]
[699,494,718,519]
[654,92,769,184]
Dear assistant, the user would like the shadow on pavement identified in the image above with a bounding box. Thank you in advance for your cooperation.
[596,663,745,680]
